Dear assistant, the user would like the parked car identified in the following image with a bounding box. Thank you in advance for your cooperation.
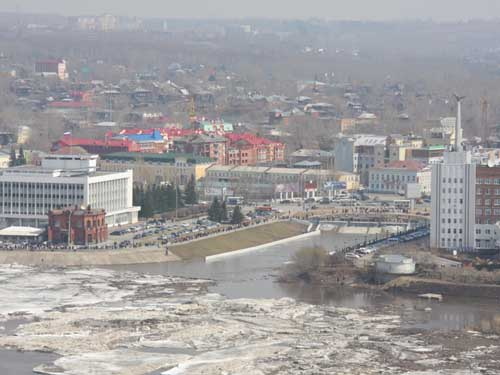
[345,253,361,259]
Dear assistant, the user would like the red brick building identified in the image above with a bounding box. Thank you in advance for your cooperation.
[48,206,108,245]
[174,133,228,165]
[475,165,500,225]
[225,133,285,166]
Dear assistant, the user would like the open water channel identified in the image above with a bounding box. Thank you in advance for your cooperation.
[111,231,500,332]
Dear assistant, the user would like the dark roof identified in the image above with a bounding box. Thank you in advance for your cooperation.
[101,152,213,165]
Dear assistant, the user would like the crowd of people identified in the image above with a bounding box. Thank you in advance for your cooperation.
[0,215,278,252]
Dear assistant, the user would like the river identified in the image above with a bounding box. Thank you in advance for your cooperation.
[3,231,500,374]
[110,231,500,332]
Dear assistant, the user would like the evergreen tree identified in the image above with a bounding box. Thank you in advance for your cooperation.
[208,197,221,222]
[231,205,245,225]
[17,146,26,165]
[184,175,197,205]
[158,185,169,213]
[220,201,228,222]
[133,186,140,206]
[8,147,16,167]
[165,184,176,210]
[176,186,184,208]
[141,192,155,218]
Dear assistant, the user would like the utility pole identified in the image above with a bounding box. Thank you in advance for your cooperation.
[481,97,489,143]
[175,169,178,221]
[67,208,73,248]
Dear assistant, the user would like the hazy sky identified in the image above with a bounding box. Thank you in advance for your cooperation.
[2,0,500,21]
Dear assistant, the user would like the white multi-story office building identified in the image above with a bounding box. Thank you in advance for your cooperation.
[0,154,139,228]
[431,97,476,251]
[333,135,386,186]
[369,161,431,196]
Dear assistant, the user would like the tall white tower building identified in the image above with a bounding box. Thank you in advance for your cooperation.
[430,96,476,251]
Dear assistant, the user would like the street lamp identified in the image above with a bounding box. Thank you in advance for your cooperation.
[67,208,73,248]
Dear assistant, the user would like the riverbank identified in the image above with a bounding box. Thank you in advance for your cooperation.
[0,221,306,266]
[0,247,180,267]
[171,221,307,260]
[384,276,500,299]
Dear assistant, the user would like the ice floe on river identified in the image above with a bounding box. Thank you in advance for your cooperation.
[0,264,498,374]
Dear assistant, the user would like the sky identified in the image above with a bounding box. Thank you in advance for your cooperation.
[1,0,500,21]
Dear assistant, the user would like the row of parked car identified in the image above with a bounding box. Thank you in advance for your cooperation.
[387,228,430,243]
[110,219,222,241]
[157,220,221,243]
[345,246,378,259]
[343,228,430,259]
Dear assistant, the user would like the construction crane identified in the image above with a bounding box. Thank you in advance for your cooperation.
[188,97,197,124]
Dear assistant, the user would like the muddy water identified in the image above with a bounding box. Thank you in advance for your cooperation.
[0,349,59,374]
[2,231,499,374]
[110,231,500,333]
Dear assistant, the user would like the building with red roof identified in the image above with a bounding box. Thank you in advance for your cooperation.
[225,133,285,166]
[52,134,140,155]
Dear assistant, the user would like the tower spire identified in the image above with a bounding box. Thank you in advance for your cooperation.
[453,94,465,151]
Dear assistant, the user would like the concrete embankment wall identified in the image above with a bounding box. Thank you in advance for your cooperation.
[206,230,321,263]
[0,248,180,267]
[384,276,500,300]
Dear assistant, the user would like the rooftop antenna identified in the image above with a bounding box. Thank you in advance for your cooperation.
[453,94,465,151]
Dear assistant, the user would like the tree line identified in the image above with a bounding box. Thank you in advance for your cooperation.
[208,197,245,225]
[133,175,197,218]
[133,175,246,225]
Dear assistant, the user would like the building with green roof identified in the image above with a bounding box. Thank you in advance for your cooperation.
[99,152,214,186]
